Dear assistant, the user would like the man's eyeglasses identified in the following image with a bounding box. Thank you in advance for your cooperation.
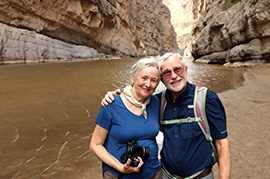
[161,67,185,79]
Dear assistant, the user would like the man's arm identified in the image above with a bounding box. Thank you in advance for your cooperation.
[101,89,121,106]
[215,138,231,179]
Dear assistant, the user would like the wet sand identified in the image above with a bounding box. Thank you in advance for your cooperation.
[213,64,270,178]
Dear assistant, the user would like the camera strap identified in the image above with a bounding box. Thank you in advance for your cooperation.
[118,173,123,179]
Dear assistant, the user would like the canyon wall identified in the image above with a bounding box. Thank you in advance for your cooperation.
[2,0,269,65]
[191,0,270,65]
[0,0,178,64]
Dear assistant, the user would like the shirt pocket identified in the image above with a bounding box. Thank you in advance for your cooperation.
[179,122,202,141]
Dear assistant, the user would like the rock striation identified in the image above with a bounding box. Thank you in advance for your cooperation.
[191,0,270,65]
[0,0,178,64]
[0,22,112,64]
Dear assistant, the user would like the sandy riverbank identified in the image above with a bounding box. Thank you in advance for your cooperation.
[213,64,270,178]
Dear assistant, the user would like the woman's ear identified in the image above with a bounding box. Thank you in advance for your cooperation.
[161,77,164,83]
[131,73,135,85]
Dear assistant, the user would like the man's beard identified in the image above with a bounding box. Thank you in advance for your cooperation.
[167,77,186,92]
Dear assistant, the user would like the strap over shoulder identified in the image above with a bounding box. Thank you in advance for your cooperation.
[195,86,218,163]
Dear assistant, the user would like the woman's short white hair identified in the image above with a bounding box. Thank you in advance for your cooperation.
[131,57,160,82]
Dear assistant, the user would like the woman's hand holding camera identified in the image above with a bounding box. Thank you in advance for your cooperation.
[120,157,144,173]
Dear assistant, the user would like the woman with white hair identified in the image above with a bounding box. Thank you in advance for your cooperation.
[90,57,162,179]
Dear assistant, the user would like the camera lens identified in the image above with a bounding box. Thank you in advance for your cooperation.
[143,146,150,158]
[136,146,150,158]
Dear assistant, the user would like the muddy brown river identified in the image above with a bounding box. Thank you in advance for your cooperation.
[0,58,244,178]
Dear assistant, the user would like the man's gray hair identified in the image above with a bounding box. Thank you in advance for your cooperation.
[131,57,161,81]
[159,53,185,68]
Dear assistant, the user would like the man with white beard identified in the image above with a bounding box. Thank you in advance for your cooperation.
[157,53,231,179]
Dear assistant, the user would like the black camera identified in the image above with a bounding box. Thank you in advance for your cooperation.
[121,139,150,167]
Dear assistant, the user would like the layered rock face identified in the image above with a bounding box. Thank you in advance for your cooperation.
[191,0,270,65]
[0,0,178,64]
[0,22,109,64]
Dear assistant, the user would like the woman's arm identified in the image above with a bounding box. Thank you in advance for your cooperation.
[90,125,143,173]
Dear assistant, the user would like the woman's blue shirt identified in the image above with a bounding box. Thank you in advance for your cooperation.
[95,94,161,179]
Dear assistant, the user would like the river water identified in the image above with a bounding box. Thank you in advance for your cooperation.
[0,58,244,179]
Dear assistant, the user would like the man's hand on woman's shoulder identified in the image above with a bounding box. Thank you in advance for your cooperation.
[101,89,122,106]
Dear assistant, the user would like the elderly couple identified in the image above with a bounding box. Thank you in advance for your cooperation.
[90,53,231,179]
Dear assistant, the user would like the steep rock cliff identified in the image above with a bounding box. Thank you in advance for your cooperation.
[162,0,215,58]
[191,0,270,65]
[0,0,178,64]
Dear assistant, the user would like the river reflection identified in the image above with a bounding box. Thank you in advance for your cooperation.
[0,58,244,179]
